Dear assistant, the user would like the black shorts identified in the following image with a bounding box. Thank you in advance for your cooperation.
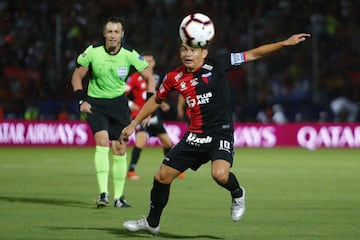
[164,131,234,172]
[135,113,167,137]
[85,95,131,140]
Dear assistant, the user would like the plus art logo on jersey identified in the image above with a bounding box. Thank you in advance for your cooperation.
[185,91,213,108]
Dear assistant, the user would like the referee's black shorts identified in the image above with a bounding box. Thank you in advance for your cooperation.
[164,130,234,172]
[85,95,131,140]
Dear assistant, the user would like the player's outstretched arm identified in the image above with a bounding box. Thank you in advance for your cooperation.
[244,33,311,62]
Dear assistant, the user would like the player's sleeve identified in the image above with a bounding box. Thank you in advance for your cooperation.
[76,45,93,67]
[157,74,172,100]
[129,49,148,72]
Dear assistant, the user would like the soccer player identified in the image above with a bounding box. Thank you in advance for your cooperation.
[71,17,156,208]
[119,28,310,233]
[125,52,185,180]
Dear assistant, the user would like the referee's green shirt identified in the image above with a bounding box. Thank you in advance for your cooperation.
[77,45,148,99]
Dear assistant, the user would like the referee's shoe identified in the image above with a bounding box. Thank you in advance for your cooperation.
[96,192,109,208]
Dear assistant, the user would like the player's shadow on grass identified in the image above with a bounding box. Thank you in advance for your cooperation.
[0,196,90,208]
[46,226,224,239]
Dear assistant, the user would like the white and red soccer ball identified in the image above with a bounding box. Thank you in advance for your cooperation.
[179,13,215,48]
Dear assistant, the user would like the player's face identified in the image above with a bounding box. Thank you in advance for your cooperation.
[179,44,208,72]
[103,22,124,53]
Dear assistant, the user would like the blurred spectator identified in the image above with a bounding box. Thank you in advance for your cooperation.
[0,0,359,122]
[330,97,359,122]
[272,104,287,124]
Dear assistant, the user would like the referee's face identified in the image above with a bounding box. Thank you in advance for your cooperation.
[103,22,124,53]
[179,43,208,72]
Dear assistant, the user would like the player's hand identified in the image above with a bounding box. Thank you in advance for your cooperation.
[119,124,135,144]
[141,116,151,127]
[80,101,92,113]
[283,33,311,46]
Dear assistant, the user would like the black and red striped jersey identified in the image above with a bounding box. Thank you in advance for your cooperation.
[158,56,243,133]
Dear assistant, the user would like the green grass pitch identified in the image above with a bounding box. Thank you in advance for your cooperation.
[0,147,359,240]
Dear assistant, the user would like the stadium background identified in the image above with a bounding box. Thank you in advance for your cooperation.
[0,0,359,123]
[0,2,359,239]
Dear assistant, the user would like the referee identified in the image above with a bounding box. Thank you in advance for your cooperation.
[71,17,155,208]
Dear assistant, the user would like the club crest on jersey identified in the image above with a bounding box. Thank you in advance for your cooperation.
[201,72,212,84]
[117,67,128,78]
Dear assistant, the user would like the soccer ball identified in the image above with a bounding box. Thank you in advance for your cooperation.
[179,13,215,48]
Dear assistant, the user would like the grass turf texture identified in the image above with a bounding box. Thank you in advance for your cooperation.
[0,147,359,240]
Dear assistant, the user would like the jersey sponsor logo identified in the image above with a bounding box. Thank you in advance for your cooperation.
[81,52,87,58]
[186,132,212,146]
[117,67,128,78]
[197,92,212,105]
[202,64,213,71]
[185,92,213,108]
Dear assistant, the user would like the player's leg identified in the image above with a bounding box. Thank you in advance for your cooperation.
[127,130,147,179]
[86,97,113,208]
[111,139,130,208]
[93,130,111,208]
[211,159,245,221]
[108,94,132,207]
[123,164,179,234]
[157,132,172,155]
[123,138,192,234]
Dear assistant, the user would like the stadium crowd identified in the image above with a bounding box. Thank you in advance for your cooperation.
[0,0,359,122]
